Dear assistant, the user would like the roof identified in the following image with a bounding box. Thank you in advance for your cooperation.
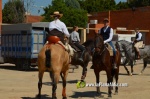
[25,15,44,23]
[32,22,49,28]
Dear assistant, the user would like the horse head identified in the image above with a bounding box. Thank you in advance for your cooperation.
[94,35,104,53]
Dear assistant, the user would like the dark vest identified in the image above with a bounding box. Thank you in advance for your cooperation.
[135,33,142,41]
[100,27,111,41]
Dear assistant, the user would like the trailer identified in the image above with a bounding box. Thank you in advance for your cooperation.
[1,23,47,70]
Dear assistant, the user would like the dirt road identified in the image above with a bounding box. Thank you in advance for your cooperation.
[0,61,150,99]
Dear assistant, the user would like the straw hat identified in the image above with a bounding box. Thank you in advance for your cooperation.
[50,11,63,18]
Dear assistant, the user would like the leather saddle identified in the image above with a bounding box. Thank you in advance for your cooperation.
[105,43,114,56]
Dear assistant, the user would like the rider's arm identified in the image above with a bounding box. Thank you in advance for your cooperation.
[104,28,113,44]
[76,32,80,42]
[62,23,70,37]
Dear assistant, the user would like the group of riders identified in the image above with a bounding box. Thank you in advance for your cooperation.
[47,11,143,69]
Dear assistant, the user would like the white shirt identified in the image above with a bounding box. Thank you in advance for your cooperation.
[70,31,80,42]
[98,26,113,44]
[136,32,142,41]
[49,19,70,37]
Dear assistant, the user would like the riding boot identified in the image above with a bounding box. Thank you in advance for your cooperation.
[137,51,141,59]
[78,50,85,62]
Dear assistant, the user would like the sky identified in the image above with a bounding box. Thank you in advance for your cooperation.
[2,0,126,16]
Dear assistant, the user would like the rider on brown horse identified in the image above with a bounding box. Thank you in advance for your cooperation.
[91,18,117,69]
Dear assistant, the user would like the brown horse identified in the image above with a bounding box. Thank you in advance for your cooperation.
[70,39,94,82]
[93,35,121,97]
[37,36,70,99]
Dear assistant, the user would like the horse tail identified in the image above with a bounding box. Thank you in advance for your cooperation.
[45,49,51,68]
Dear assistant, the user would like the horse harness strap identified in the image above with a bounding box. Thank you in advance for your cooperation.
[98,46,106,56]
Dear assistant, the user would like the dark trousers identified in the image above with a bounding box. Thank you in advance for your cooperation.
[48,29,65,43]
[74,42,85,51]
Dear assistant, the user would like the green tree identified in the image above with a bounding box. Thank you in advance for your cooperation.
[65,0,80,9]
[2,0,25,23]
[78,0,116,13]
[116,1,129,10]
[129,0,150,7]
[42,0,88,28]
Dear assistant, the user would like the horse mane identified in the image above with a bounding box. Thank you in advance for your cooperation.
[82,39,94,52]
[119,40,130,43]
[82,39,94,47]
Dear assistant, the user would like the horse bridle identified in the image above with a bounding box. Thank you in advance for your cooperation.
[94,36,106,55]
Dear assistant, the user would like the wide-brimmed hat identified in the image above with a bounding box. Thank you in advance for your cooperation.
[103,18,109,22]
[50,11,63,18]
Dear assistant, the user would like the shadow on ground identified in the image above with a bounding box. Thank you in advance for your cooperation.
[43,80,78,86]
[119,73,139,76]
[0,64,38,71]
[69,91,107,98]
[21,94,50,99]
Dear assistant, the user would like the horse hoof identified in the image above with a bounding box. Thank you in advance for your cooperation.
[36,94,41,99]
[139,73,142,75]
[114,92,118,95]
[62,97,67,99]
[108,94,112,98]
[98,94,104,98]
[52,97,57,99]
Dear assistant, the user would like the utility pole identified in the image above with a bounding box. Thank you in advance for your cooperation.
[24,0,34,15]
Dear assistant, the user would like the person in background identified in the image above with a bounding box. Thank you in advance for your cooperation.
[133,28,143,59]
[70,26,85,62]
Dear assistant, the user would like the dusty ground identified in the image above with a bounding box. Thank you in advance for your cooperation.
[0,61,150,99]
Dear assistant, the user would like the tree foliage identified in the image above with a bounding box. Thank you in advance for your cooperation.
[78,0,150,13]
[2,0,25,23]
[129,0,150,7]
[78,0,116,13]
[116,1,129,10]
[42,0,88,28]
[65,0,80,9]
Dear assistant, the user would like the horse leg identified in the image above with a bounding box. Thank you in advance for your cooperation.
[37,71,44,99]
[94,70,103,97]
[114,70,119,95]
[61,70,68,99]
[49,71,53,82]
[52,72,60,99]
[140,59,148,75]
[81,63,88,81]
[130,60,134,76]
[106,70,112,97]
[123,59,130,75]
